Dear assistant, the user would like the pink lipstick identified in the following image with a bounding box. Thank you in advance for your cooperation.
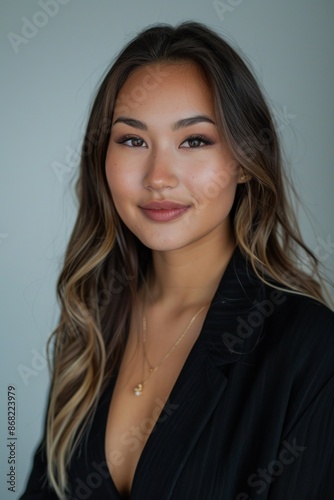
[140,200,190,222]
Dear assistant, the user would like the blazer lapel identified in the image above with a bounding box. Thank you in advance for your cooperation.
[131,247,267,499]
[131,340,228,498]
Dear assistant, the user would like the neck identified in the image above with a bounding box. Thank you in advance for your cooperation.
[146,226,236,309]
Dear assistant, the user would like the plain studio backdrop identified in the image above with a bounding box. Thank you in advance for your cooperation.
[0,0,333,497]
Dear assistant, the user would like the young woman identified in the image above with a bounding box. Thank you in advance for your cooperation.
[20,21,334,500]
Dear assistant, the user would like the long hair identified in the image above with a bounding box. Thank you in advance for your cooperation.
[45,21,330,496]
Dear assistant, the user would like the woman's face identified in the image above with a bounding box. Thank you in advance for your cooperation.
[105,62,243,252]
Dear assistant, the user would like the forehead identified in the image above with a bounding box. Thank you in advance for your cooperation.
[114,62,215,121]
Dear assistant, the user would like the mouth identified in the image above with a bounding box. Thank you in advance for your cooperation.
[139,200,191,222]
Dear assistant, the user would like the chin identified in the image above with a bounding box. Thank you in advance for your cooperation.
[139,240,181,252]
[134,233,188,252]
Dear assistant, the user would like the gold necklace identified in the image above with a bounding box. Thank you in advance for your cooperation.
[133,304,208,396]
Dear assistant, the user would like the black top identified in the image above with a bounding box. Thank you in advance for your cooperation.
[20,248,334,499]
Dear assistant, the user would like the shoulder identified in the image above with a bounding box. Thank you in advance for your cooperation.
[215,247,334,372]
[226,246,334,345]
[260,289,334,437]
[259,287,334,398]
[264,287,334,351]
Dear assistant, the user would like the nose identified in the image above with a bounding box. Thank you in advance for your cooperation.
[143,150,179,191]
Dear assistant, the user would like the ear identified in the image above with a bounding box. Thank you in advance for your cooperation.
[238,172,251,184]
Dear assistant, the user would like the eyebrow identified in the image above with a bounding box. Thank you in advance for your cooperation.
[112,115,216,131]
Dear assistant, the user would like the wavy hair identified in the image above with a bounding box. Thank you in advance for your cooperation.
[45,21,330,497]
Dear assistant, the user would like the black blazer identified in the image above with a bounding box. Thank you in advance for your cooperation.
[20,248,334,499]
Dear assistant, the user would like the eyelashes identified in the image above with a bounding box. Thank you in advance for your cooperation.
[115,135,146,147]
[114,134,215,148]
[182,134,215,148]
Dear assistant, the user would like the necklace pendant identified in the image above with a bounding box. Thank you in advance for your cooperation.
[133,383,143,396]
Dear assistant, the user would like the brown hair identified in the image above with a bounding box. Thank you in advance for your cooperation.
[45,21,329,496]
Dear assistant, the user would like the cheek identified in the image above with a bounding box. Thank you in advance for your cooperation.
[105,159,134,200]
[105,161,142,230]
[188,164,239,211]
[105,151,116,186]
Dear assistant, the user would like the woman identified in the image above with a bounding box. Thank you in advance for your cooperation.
[20,21,334,499]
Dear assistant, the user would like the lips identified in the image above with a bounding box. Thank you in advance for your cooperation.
[139,200,190,222]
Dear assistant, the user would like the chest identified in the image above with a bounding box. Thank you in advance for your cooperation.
[68,323,301,499]
[104,325,200,496]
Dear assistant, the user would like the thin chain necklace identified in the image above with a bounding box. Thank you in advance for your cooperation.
[133,303,208,396]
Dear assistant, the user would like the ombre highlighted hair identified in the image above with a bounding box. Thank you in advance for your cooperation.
[45,21,330,497]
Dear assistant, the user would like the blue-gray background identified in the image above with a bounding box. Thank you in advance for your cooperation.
[1,0,333,497]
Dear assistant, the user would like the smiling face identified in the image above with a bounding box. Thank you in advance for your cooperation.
[105,62,244,253]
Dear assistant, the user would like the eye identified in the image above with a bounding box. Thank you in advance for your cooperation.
[180,134,214,148]
[115,135,147,147]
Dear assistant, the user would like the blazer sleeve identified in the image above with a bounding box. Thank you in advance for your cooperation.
[267,301,334,500]
[18,386,58,500]
[18,438,58,499]
[268,373,334,499]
